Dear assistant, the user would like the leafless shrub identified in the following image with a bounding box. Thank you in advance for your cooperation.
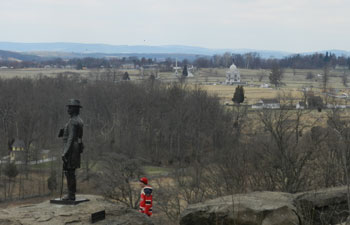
[97,153,142,209]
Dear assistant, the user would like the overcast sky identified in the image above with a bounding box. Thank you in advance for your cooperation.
[1,0,349,53]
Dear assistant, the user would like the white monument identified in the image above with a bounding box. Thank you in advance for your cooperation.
[173,58,181,76]
[226,63,241,84]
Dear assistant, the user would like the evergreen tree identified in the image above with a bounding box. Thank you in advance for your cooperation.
[76,60,83,70]
[4,163,18,179]
[322,53,331,92]
[182,65,188,77]
[324,52,330,64]
[122,72,130,81]
[232,85,245,104]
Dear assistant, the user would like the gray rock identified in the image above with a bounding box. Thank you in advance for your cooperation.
[295,186,348,207]
[295,186,349,225]
[180,192,299,225]
[181,186,350,225]
[0,195,153,225]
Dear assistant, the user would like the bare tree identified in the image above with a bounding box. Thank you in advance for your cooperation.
[98,153,142,209]
[258,70,267,82]
[326,108,350,212]
[306,72,315,80]
[342,71,348,87]
[322,64,330,92]
[269,63,284,88]
[255,105,316,192]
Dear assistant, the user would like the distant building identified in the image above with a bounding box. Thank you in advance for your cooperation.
[252,102,264,109]
[9,139,25,161]
[260,83,270,88]
[226,63,241,84]
[121,64,135,69]
[326,104,347,109]
[252,98,280,109]
[40,149,51,160]
[296,101,306,109]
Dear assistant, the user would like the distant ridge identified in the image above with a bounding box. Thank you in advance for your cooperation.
[0,42,349,59]
[0,42,291,59]
[0,49,41,61]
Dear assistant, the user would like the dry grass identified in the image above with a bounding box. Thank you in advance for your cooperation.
[201,85,304,104]
[0,68,90,79]
[1,67,350,105]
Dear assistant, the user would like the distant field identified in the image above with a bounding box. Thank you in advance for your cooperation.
[196,68,350,104]
[1,67,349,104]
[201,85,303,104]
[0,68,91,78]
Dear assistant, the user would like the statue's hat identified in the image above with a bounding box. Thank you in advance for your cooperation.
[66,99,82,108]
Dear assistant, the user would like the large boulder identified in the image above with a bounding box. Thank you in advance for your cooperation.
[181,186,350,225]
[295,186,349,225]
[0,195,153,225]
[180,191,300,225]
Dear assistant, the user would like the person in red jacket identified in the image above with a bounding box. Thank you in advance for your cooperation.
[139,177,153,216]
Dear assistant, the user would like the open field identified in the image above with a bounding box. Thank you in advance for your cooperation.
[161,67,350,104]
[1,67,350,105]
[0,68,91,78]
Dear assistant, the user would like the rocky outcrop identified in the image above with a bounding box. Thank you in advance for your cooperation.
[180,186,350,225]
[296,186,349,225]
[0,195,153,225]
[180,192,299,225]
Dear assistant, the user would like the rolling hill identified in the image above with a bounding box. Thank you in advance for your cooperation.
[0,50,41,61]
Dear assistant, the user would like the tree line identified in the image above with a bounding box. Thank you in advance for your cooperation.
[1,51,349,70]
[193,52,350,70]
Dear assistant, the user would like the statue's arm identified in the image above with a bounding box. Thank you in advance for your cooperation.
[63,122,77,157]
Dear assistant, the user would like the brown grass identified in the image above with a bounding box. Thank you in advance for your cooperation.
[1,67,349,105]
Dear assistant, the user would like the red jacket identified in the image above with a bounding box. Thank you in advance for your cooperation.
[139,185,153,216]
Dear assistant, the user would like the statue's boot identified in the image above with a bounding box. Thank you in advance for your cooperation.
[62,194,75,201]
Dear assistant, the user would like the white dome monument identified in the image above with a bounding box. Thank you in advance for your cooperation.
[226,63,241,84]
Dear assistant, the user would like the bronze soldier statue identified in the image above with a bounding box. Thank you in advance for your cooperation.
[58,99,84,201]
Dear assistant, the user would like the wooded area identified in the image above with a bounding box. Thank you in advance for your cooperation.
[1,52,349,70]
[1,74,350,224]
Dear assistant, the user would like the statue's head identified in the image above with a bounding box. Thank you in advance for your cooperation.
[66,99,82,116]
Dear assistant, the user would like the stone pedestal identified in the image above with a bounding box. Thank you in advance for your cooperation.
[50,198,89,205]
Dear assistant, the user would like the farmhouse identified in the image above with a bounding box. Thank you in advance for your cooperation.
[260,83,270,88]
[326,104,347,109]
[120,63,135,69]
[9,139,25,162]
[40,149,51,160]
[296,101,306,109]
[252,102,263,109]
[252,98,280,109]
